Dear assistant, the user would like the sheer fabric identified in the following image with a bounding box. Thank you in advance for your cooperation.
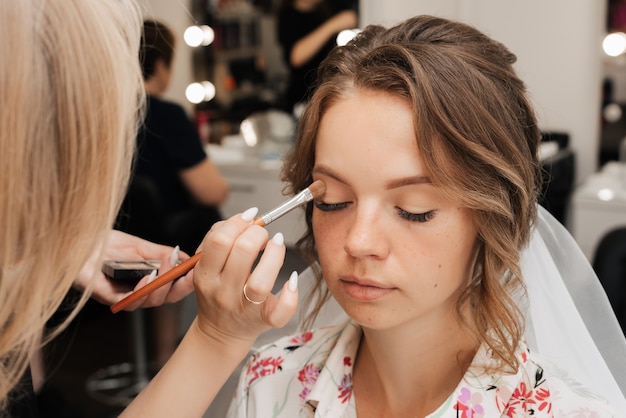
[522,206,626,410]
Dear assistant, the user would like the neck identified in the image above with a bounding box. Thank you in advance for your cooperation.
[144,79,164,97]
[353,314,479,417]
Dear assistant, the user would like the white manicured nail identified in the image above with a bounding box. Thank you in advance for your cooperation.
[288,271,298,293]
[272,232,284,246]
[241,207,258,222]
[169,245,180,266]
[147,269,157,283]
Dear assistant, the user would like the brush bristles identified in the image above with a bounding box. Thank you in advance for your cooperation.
[308,180,326,200]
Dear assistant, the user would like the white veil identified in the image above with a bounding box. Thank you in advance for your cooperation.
[522,206,626,410]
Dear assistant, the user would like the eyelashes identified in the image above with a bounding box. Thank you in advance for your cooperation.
[396,208,435,223]
[314,201,349,212]
[314,201,435,223]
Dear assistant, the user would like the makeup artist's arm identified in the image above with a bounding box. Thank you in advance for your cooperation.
[290,10,357,67]
[121,211,299,417]
[74,230,195,307]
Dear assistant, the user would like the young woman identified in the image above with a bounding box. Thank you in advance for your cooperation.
[125,14,626,418]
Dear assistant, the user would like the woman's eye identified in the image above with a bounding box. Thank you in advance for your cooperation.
[314,201,349,212]
[397,208,436,223]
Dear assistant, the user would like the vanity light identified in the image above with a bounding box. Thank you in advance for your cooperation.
[603,32,626,57]
[336,29,361,46]
[185,81,216,104]
[184,25,214,47]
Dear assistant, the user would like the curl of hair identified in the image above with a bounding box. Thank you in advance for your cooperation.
[0,0,144,410]
[282,15,541,373]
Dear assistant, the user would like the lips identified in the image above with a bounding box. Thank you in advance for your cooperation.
[339,276,395,301]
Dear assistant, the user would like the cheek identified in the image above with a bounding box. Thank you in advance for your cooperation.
[312,212,344,259]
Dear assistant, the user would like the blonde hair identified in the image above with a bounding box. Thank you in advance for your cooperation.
[0,0,144,409]
[283,15,541,373]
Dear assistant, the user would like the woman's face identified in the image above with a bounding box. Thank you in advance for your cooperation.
[312,89,478,331]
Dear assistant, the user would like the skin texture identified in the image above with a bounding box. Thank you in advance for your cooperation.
[312,89,480,416]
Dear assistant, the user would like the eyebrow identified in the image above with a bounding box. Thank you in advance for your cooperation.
[313,165,432,190]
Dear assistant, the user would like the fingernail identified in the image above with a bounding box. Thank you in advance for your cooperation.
[272,232,284,246]
[288,271,298,293]
[169,245,180,266]
[241,207,258,222]
[147,269,157,283]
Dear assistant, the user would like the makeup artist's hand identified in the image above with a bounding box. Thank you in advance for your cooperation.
[74,230,195,307]
[192,208,299,347]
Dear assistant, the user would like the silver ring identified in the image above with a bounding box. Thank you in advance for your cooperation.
[243,282,267,305]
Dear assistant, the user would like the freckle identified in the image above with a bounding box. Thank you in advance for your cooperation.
[438,264,442,269]
[434,283,438,288]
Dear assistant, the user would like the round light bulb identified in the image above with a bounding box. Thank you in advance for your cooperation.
[336,29,361,46]
[185,82,206,104]
[603,32,626,57]
[201,81,216,102]
[185,81,216,104]
[184,25,214,47]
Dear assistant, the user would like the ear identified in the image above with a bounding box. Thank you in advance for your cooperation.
[154,58,169,75]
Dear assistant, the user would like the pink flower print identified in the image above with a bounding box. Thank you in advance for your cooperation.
[298,364,320,385]
[338,373,353,404]
[534,387,552,414]
[343,356,352,367]
[290,331,314,345]
[505,382,536,416]
[285,331,314,352]
[246,355,284,386]
[455,387,485,418]
[298,364,320,401]
[521,351,528,363]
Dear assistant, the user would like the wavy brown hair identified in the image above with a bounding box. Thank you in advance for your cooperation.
[282,15,542,373]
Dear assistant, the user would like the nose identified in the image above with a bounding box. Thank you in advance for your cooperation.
[343,204,389,259]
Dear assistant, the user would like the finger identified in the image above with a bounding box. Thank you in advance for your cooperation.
[263,271,299,328]
[162,270,195,304]
[126,269,165,309]
[195,208,259,287]
[217,225,270,305]
[240,232,286,305]
[138,245,182,306]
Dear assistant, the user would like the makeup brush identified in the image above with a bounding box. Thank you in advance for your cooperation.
[110,180,326,313]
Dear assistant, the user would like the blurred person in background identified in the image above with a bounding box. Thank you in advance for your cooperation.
[277,0,358,115]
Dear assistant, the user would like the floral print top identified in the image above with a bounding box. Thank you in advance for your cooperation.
[226,320,618,417]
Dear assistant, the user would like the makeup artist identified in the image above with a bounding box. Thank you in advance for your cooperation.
[123,14,626,418]
[0,1,195,415]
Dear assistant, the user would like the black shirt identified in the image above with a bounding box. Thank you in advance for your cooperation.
[7,370,39,418]
[134,96,208,216]
[277,1,356,111]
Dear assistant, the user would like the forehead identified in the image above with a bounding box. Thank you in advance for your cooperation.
[315,90,425,176]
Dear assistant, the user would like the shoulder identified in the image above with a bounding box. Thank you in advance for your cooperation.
[146,96,188,119]
[523,351,619,416]
[456,343,619,417]
[245,323,349,386]
[228,321,358,416]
